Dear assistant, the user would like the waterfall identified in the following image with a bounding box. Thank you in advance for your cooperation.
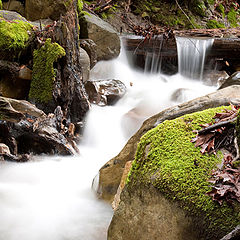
[0,38,216,240]
[176,37,214,80]
[144,36,164,74]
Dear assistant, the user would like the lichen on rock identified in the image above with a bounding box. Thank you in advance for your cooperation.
[127,106,240,237]
[29,39,66,103]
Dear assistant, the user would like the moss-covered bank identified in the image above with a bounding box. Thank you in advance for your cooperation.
[128,106,240,236]
[29,39,66,103]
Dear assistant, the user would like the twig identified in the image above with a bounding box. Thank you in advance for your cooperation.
[198,118,236,135]
[175,0,196,29]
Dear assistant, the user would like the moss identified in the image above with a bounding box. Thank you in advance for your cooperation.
[128,106,240,235]
[0,0,2,10]
[77,0,83,14]
[227,8,238,28]
[206,19,225,29]
[216,4,225,18]
[29,39,66,103]
[0,19,33,51]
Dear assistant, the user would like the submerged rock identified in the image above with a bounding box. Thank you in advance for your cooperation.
[97,85,240,202]
[108,107,240,240]
[85,79,126,106]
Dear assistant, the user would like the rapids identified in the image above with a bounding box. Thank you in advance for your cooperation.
[0,37,216,240]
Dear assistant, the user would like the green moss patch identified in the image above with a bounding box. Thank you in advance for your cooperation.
[0,19,32,51]
[228,8,239,27]
[29,39,66,103]
[128,106,240,235]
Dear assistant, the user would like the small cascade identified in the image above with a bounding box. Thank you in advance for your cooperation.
[176,37,214,80]
[144,35,164,74]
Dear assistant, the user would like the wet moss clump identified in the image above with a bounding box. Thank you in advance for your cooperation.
[128,106,240,236]
[0,19,33,51]
[29,39,66,103]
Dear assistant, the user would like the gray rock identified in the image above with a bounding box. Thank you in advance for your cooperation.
[82,13,120,61]
[80,48,90,83]
[0,10,27,22]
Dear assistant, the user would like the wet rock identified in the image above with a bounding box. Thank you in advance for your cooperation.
[81,13,120,61]
[80,47,90,83]
[25,0,72,21]
[170,88,190,102]
[0,143,10,155]
[218,71,240,90]
[203,70,229,86]
[80,39,97,68]
[85,79,126,106]
[7,106,78,155]
[98,85,240,202]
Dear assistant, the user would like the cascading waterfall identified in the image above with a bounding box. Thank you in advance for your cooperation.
[0,38,217,240]
[144,36,164,73]
[176,37,214,80]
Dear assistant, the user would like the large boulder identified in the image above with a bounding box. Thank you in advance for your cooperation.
[97,85,240,202]
[108,106,240,240]
[80,13,120,61]
[85,79,126,106]
[25,0,74,21]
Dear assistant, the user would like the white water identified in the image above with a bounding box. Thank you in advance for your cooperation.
[0,38,216,240]
[176,37,214,80]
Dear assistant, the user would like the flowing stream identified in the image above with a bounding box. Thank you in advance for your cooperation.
[0,37,216,240]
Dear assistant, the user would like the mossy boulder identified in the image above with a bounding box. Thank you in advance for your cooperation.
[0,10,33,60]
[108,106,240,240]
[29,39,66,104]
